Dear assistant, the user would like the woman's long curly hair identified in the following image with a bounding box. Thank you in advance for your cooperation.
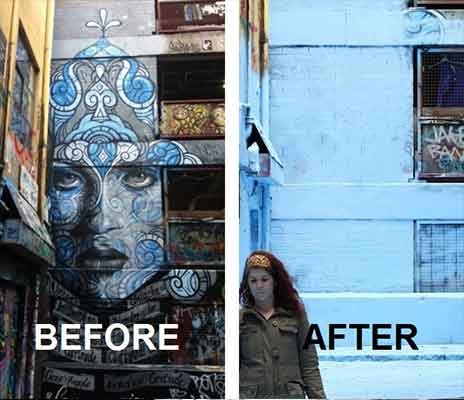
[239,250,304,316]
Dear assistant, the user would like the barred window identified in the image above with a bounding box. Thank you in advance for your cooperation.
[416,49,464,179]
[417,223,464,292]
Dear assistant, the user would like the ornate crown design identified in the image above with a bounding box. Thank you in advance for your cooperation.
[246,254,271,269]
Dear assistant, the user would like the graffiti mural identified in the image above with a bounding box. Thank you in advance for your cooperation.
[0,283,20,398]
[161,101,225,138]
[42,367,225,399]
[48,7,224,397]
[168,223,225,263]
[48,9,219,302]
[421,123,464,175]
[170,304,224,365]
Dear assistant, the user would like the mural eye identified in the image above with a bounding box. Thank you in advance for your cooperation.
[54,170,83,191]
[122,168,157,189]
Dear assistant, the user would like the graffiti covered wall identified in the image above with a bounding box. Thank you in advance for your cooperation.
[47,7,224,397]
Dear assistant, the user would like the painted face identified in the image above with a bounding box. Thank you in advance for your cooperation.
[50,141,170,300]
[247,268,275,306]
[50,139,201,301]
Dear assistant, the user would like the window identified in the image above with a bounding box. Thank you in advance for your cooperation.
[165,168,224,264]
[158,56,225,265]
[158,55,224,101]
[158,55,225,138]
[166,169,224,218]
[413,0,464,7]
[156,0,225,33]
[416,49,464,179]
[10,30,36,150]
[416,222,464,292]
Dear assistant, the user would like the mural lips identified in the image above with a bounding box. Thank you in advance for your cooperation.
[77,247,128,270]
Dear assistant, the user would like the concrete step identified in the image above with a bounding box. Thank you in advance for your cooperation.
[319,358,464,399]
[318,344,464,362]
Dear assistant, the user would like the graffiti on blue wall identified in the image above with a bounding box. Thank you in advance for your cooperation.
[404,8,445,43]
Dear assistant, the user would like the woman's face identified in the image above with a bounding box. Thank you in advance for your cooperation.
[247,268,274,305]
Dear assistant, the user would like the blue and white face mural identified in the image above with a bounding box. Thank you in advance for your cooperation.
[49,10,202,302]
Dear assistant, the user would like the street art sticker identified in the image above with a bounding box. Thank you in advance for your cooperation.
[0,285,20,399]
[52,347,103,364]
[42,368,96,399]
[20,165,39,210]
[43,367,224,399]
[104,370,191,392]
[421,123,464,175]
[44,368,95,391]
[170,305,224,365]
[161,102,225,138]
[168,223,225,263]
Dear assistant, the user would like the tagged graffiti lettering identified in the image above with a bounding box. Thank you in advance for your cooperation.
[169,39,201,53]
[104,371,191,393]
[43,368,95,391]
[423,124,464,172]
[52,347,102,363]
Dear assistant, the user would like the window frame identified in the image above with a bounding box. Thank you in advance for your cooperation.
[10,26,38,147]
[413,0,464,6]
[415,220,464,292]
[163,166,225,266]
[416,47,464,180]
[156,0,225,34]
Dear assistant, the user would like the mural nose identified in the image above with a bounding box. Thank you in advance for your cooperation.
[87,202,121,235]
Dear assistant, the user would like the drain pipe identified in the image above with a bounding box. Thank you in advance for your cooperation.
[261,184,271,251]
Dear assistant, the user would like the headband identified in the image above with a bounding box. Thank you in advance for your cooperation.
[246,254,272,269]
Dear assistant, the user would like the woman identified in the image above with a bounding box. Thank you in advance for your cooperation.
[239,251,326,399]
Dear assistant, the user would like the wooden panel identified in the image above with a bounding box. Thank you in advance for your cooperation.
[157,0,225,33]
[160,101,224,138]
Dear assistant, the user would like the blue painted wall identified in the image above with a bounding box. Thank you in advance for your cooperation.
[256,0,464,365]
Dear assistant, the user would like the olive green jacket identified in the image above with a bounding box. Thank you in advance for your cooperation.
[239,306,326,399]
